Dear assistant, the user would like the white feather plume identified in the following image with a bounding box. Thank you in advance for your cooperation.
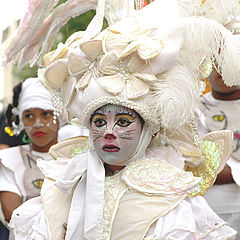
[179,0,240,24]
[151,14,240,130]
[151,64,199,129]
[178,16,240,87]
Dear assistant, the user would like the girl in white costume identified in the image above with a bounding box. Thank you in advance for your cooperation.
[197,19,240,239]
[2,0,240,239]
[0,78,60,229]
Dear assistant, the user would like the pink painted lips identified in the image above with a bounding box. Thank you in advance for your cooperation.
[33,131,46,137]
[102,144,120,152]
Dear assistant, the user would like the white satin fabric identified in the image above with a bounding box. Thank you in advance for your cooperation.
[10,155,237,240]
[10,196,48,240]
[57,124,89,142]
[145,196,236,240]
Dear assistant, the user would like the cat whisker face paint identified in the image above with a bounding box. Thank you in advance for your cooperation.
[90,104,143,166]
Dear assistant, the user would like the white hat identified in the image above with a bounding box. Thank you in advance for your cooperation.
[37,0,240,133]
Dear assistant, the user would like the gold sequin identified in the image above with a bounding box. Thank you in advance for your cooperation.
[72,143,89,155]
[187,140,222,197]
[199,56,213,78]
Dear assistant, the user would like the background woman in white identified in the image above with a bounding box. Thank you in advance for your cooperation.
[0,78,60,239]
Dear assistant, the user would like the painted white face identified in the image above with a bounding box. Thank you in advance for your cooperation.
[90,104,143,166]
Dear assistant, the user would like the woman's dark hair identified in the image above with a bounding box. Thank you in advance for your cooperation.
[5,82,23,127]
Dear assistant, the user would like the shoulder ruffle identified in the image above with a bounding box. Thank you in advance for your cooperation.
[122,158,201,195]
[49,135,89,160]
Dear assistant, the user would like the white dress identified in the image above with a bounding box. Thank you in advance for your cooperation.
[198,92,240,239]
[8,141,237,240]
[0,144,52,240]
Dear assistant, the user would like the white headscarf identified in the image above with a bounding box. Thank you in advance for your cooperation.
[18,77,54,120]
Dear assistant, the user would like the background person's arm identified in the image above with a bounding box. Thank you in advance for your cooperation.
[214,165,234,184]
[0,191,22,222]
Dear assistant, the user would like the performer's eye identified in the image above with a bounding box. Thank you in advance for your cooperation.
[32,179,44,189]
[212,115,224,122]
[116,118,133,127]
[94,118,107,127]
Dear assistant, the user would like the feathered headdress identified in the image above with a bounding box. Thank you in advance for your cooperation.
[2,0,240,133]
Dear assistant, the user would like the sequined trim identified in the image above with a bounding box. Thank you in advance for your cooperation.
[122,158,201,195]
[103,173,128,240]
[187,140,222,197]
[72,142,89,155]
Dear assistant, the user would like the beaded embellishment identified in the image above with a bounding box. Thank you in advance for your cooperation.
[103,173,128,240]
[78,96,159,132]
[52,90,64,124]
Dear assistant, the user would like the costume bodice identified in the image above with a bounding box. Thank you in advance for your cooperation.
[102,158,200,240]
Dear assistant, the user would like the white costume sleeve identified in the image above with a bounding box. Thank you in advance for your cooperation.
[145,196,237,240]
[9,197,48,240]
[0,164,21,197]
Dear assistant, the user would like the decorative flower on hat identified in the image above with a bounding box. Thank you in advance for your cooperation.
[43,31,85,67]
[97,50,157,99]
[41,39,104,93]
[68,40,103,90]
[103,28,164,60]
[43,43,69,66]
[41,27,162,101]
